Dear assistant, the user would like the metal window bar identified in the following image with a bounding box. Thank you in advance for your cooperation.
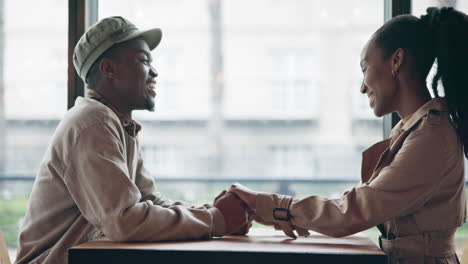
[383,0,411,138]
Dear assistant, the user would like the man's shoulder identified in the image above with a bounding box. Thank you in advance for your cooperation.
[54,97,123,140]
[67,97,120,126]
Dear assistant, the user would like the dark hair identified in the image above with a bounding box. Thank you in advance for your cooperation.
[373,7,468,159]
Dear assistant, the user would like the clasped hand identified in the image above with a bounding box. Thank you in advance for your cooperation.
[213,183,309,239]
[212,190,252,235]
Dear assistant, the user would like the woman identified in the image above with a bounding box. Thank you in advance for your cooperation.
[230,7,468,263]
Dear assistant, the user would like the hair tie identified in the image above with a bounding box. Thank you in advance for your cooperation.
[420,7,440,33]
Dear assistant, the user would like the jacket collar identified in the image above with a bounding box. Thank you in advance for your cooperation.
[391,98,448,136]
[86,89,142,137]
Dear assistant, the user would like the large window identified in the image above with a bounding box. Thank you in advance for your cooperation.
[98,0,384,250]
[99,4,387,254]
[99,0,383,186]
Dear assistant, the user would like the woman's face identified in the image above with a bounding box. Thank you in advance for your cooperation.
[360,40,398,117]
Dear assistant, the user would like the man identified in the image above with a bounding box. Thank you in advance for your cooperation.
[15,16,249,264]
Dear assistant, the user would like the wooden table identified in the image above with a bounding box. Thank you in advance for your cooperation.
[69,229,386,264]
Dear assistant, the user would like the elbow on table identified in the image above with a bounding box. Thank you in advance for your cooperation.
[103,222,136,242]
[101,214,142,243]
[105,229,134,243]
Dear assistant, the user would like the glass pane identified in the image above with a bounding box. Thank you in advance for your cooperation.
[413,0,468,16]
[0,0,68,259]
[99,0,383,208]
[412,0,468,258]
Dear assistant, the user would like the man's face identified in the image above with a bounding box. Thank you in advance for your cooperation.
[113,38,158,112]
[359,40,397,117]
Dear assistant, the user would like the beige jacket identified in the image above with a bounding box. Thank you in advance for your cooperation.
[256,98,466,263]
[15,97,225,264]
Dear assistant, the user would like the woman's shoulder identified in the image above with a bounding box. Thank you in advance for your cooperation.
[405,109,463,166]
[413,109,458,142]
[402,99,457,144]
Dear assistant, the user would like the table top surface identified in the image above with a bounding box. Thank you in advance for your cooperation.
[71,229,384,256]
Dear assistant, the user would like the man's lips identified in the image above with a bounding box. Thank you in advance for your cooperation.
[146,82,156,97]
[147,82,156,89]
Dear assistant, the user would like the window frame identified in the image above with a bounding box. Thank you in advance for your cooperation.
[67,0,98,109]
[382,0,410,138]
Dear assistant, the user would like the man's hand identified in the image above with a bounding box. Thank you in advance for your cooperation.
[228,183,258,212]
[213,192,250,235]
[228,183,310,239]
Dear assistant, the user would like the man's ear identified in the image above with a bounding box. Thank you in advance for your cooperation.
[98,58,119,80]
[391,48,404,75]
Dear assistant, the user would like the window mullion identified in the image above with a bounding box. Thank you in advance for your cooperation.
[382,0,411,138]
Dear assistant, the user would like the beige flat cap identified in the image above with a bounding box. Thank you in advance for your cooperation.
[73,16,162,82]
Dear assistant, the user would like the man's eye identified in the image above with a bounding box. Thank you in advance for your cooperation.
[140,59,150,64]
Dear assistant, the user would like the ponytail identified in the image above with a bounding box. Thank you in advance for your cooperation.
[421,7,468,158]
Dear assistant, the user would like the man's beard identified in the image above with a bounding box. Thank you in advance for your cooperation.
[145,97,155,112]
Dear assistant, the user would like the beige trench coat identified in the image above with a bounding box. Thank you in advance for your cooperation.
[256,98,466,263]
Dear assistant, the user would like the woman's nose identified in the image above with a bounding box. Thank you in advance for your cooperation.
[360,82,367,94]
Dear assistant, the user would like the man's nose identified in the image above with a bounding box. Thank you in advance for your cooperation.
[149,65,158,78]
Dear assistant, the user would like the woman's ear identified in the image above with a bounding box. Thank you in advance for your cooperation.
[391,48,405,75]
[98,58,119,80]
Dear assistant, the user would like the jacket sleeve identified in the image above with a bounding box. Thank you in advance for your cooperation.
[256,128,450,237]
[63,122,225,242]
